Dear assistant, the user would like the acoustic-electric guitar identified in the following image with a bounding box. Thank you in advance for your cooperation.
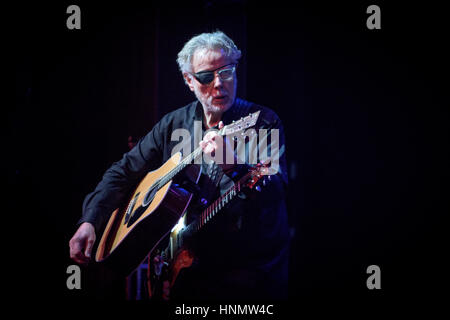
[95,111,260,276]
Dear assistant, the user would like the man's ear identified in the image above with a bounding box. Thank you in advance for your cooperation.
[183,73,195,92]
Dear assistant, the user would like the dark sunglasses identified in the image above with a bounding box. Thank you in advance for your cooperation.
[192,64,236,85]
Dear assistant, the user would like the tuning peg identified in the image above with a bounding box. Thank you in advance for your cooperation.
[255,185,261,192]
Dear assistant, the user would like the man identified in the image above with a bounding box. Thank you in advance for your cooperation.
[69,31,289,301]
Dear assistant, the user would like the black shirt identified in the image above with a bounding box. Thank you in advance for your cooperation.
[80,98,290,300]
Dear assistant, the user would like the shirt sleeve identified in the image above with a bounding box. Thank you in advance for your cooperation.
[78,119,165,233]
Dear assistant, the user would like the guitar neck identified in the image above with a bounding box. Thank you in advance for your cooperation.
[156,146,202,189]
[154,124,228,190]
[154,110,260,193]
[193,182,240,231]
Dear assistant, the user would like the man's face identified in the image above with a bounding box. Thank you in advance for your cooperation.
[184,48,237,115]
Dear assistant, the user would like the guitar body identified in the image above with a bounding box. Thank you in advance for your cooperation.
[95,152,201,276]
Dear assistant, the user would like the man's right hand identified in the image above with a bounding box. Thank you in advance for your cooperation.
[69,222,96,265]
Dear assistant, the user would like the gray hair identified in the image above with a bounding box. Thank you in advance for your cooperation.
[176,31,242,74]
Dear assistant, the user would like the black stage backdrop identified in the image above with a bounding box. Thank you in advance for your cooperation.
[11,0,448,313]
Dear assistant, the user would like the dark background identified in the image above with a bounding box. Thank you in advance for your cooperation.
[11,0,448,310]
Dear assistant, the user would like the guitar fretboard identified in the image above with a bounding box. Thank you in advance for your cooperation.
[183,169,255,238]
[155,146,204,190]
[196,181,240,230]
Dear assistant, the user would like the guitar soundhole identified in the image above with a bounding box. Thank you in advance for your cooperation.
[142,186,157,207]
[126,187,158,227]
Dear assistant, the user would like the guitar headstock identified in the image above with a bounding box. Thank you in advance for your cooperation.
[245,159,274,190]
[220,111,261,136]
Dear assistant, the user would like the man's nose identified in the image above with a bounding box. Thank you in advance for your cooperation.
[213,74,224,88]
